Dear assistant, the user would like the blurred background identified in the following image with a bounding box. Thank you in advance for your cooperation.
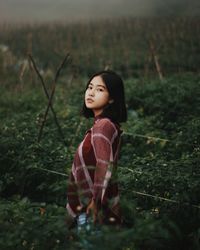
[1,0,200,23]
[0,0,200,22]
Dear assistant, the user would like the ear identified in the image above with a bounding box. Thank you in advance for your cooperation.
[109,99,114,104]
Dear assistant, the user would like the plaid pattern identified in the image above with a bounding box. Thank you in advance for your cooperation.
[67,116,122,223]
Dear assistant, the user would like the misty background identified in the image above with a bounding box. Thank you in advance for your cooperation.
[0,0,200,23]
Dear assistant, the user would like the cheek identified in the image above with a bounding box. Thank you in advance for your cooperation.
[101,93,110,104]
[85,90,88,98]
[105,92,110,101]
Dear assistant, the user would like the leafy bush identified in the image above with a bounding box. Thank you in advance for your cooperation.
[0,73,200,249]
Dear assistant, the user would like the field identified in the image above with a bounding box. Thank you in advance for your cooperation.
[0,17,200,249]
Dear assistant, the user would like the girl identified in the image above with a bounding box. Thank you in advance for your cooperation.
[67,70,127,228]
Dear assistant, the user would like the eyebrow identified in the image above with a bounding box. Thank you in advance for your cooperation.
[89,82,106,89]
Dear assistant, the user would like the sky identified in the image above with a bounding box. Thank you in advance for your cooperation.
[0,0,199,23]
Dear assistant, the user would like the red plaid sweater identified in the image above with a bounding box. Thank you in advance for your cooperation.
[67,116,122,223]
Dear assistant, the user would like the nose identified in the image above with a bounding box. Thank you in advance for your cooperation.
[88,88,95,96]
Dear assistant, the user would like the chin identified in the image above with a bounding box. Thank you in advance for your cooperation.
[86,103,93,109]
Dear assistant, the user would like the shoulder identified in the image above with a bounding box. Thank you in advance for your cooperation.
[94,118,116,131]
[92,118,119,140]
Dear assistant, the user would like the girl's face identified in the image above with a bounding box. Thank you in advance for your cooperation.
[85,75,111,117]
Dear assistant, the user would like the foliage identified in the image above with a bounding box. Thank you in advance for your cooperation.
[0,72,199,249]
[0,198,68,250]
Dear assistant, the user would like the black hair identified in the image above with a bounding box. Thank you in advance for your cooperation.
[81,70,127,123]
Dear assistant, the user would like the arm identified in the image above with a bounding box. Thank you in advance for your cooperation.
[91,119,117,203]
[86,119,117,222]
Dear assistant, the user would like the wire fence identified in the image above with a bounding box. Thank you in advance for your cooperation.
[30,164,200,210]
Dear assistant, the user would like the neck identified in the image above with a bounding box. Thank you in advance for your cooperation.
[93,109,103,117]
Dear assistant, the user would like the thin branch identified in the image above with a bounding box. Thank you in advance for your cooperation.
[31,165,68,177]
[132,190,200,209]
[26,164,200,210]
[38,53,70,143]
[28,53,70,146]
[28,54,49,97]
[54,53,70,82]
[123,131,194,147]
[123,131,170,142]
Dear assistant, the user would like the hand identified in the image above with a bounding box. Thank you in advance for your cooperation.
[86,199,98,223]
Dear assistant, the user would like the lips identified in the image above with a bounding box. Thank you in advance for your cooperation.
[86,98,94,103]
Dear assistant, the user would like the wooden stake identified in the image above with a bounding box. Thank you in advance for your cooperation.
[149,40,164,81]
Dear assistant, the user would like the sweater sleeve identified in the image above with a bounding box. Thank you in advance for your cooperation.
[91,119,118,203]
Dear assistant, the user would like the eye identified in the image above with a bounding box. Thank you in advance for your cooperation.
[87,85,93,90]
[97,88,104,92]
